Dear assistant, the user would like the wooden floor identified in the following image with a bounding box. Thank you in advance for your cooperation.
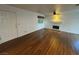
[0,28,79,55]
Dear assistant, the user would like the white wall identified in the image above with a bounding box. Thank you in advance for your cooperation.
[0,5,45,44]
[16,9,45,36]
[45,11,79,34]
[44,16,53,29]
[60,12,79,34]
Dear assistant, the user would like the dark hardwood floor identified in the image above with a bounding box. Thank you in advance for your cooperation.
[0,28,79,55]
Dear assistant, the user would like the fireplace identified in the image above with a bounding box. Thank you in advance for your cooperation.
[53,25,59,29]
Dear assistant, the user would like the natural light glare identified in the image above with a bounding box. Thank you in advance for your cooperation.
[72,40,79,53]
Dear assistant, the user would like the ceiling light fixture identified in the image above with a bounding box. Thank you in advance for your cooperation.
[52,5,62,23]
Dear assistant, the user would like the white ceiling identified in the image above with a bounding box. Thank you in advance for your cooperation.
[10,4,78,16]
